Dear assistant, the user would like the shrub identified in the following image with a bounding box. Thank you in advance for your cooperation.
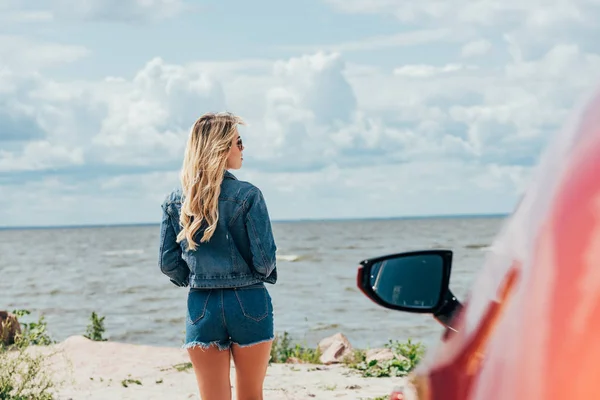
[83,312,107,342]
[11,310,54,348]
[270,332,321,364]
[350,338,426,378]
[0,311,58,399]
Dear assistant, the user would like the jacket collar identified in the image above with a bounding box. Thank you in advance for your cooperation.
[224,170,238,180]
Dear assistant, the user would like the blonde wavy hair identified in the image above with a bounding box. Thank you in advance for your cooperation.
[176,112,245,251]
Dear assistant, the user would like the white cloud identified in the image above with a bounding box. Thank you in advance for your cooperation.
[323,0,600,60]
[347,41,600,168]
[461,39,492,58]
[52,0,185,21]
[0,173,176,226]
[0,57,224,172]
[504,43,600,82]
[393,63,478,78]
[0,0,187,23]
[213,161,528,221]
[4,44,598,175]
[0,35,90,71]
[0,10,54,23]
[281,29,458,53]
[324,0,597,28]
[0,141,84,172]
[272,52,357,125]
[2,27,600,225]
[470,164,531,193]
[91,57,226,166]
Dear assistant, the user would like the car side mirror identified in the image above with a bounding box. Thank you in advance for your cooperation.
[357,250,452,312]
[357,249,462,332]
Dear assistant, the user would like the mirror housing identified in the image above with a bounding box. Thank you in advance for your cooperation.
[357,249,463,332]
[357,249,453,313]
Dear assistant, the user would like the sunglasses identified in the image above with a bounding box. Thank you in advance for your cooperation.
[236,136,243,150]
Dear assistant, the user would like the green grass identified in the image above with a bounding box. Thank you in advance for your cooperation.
[121,378,142,388]
[172,362,193,372]
[269,332,321,364]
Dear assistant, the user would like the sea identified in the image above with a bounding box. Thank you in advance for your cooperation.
[0,216,505,350]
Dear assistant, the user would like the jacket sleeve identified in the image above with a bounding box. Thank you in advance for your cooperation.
[244,188,277,278]
[159,204,190,287]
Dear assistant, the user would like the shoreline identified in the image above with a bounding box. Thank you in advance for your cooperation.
[24,335,415,400]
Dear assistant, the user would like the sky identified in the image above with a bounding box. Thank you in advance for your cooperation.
[1,0,600,227]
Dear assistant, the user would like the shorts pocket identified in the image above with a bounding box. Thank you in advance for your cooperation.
[187,290,211,325]
[234,286,269,322]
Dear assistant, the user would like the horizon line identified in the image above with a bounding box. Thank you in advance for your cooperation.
[0,212,509,231]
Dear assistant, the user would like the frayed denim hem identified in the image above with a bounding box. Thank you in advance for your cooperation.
[182,341,231,351]
[232,336,275,348]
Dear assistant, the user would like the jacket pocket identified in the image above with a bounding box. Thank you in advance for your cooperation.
[187,290,212,325]
[234,286,269,322]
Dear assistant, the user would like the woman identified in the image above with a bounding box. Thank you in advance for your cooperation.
[159,112,277,400]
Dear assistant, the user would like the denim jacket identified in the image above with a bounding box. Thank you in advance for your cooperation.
[159,171,277,289]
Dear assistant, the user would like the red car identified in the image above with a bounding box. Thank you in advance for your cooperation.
[357,86,600,400]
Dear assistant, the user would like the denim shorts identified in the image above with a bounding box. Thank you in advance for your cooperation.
[183,282,274,351]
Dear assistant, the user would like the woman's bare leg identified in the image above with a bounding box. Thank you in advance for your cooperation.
[230,340,273,400]
[187,345,232,400]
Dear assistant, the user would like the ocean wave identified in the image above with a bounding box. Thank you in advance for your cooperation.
[465,244,490,251]
[310,323,341,331]
[276,254,303,262]
[103,249,144,257]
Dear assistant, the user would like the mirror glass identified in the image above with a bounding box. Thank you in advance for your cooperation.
[369,254,444,309]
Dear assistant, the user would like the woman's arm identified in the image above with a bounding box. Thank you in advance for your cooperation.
[159,204,190,287]
[244,188,277,278]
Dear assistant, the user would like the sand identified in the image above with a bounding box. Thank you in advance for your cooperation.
[29,336,415,400]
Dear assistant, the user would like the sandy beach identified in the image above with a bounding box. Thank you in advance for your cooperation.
[28,335,414,400]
